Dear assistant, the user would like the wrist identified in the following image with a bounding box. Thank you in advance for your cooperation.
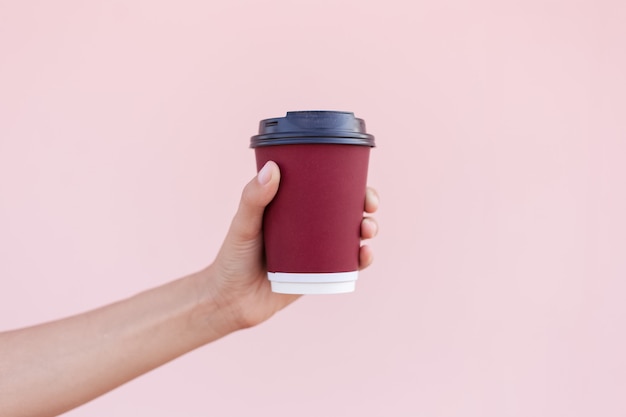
[189,266,244,340]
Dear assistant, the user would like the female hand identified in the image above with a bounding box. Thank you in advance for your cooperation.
[206,160,380,330]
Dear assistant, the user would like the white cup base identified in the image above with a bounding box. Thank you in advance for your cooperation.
[268,271,358,295]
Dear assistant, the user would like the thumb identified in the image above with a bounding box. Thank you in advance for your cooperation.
[229,161,280,242]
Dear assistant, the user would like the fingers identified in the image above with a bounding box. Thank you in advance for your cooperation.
[360,187,379,270]
[229,161,280,242]
[361,217,378,240]
[362,187,379,240]
[359,244,374,270]
[364,187,379,214]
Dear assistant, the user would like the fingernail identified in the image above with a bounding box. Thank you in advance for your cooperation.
[257,162,272,185]
[364,218,378,237]
[367,188,379,207]
[371,190,379,206]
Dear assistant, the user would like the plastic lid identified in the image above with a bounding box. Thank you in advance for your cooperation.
[250,110,375,148]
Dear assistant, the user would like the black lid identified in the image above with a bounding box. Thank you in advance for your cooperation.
[250,111,375,148]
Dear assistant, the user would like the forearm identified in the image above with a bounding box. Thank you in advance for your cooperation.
[0,267,233,417]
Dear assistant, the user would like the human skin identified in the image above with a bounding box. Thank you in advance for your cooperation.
[0,161,379,417]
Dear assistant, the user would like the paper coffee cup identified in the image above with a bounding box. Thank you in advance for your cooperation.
[250,111,375,294]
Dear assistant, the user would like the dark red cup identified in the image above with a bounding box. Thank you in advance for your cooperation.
[250,111,375,294]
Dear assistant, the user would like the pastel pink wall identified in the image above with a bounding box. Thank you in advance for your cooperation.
[1,1,625,416]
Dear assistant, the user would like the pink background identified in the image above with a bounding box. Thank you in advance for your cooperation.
[1,1,625,416]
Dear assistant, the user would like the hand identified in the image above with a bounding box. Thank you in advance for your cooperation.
[0,160,378,417]
[206,161,379,330]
